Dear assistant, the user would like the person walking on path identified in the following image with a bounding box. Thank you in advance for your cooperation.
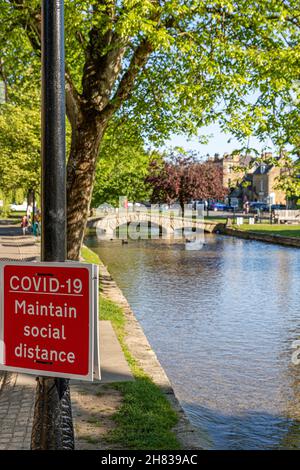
[21,215,28,236]
[32,214,41,237]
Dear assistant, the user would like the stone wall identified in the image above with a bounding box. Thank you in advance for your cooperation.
[223,227,300,248]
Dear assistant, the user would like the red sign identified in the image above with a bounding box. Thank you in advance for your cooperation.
[0,262,94,380]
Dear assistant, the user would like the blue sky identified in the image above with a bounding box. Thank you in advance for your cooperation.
[166,123,276,158]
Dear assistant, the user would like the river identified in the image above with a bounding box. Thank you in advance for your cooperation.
[86,233,300,449]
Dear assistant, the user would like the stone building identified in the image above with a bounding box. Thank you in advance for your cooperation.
[208,152,290,206]
[252,158,287,205]
[209,152,253,190]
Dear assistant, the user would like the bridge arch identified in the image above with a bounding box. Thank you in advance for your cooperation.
[95,211,214,237]
[97,212,174,236]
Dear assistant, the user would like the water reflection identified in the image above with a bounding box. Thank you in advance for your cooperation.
[86,234,300,449]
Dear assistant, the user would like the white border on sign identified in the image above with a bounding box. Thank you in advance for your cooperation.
[93,264,101,380]
[0,261,95,382]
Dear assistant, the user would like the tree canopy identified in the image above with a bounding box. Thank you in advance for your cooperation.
[212,1,300,155]
[92,121,157,207]
[3,0,295,143]
[1,1,300,255]
[0,102,40,197]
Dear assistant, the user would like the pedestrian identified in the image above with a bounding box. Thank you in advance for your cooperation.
[243,201,249,214]
[32,215,41,236]
[21,215,28,235]
[26,204,33,220]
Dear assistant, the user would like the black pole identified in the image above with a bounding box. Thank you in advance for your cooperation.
[31,0,74,450]
[41,0,66,261]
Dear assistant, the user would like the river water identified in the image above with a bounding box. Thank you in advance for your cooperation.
[86,233,300,449]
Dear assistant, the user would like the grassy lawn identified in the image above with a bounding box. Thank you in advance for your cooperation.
[204,216,227,224]
[81,245,181,450]
[8,210,26,218]
[235,224,300,238]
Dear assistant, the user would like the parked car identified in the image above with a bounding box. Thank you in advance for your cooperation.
[249,202,269,213]
[271,204,286,211]
[208,202,230,212]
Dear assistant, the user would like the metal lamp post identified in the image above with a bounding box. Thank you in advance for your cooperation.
[31,0,74,450]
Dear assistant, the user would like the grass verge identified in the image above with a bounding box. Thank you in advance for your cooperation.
[81,245,181,450]
[234,224,300,238]
[204,216,227,224]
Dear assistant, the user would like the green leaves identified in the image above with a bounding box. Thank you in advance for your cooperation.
[92,119,155,206]
[274,157,300,199]
[0,103,40,197]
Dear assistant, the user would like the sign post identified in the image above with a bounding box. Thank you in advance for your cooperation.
[31,0,73,450]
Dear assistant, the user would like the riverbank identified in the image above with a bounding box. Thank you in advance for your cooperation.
[79,246,205,450]
[223,224,300,248]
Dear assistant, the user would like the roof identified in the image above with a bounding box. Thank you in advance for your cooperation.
[253,164,273,175]
[240,154,253,167]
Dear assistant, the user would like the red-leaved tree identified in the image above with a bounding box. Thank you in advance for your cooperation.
[146,152,227,214]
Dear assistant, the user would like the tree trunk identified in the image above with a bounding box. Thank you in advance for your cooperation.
[66,113,106,260]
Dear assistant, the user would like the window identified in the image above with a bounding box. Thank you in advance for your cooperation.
[260,165,266,174]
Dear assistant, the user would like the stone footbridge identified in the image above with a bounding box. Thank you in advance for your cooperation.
[88,212,225,237]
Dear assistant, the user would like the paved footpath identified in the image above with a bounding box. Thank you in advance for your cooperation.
[0,372,36,450]
[0,228,39,450]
